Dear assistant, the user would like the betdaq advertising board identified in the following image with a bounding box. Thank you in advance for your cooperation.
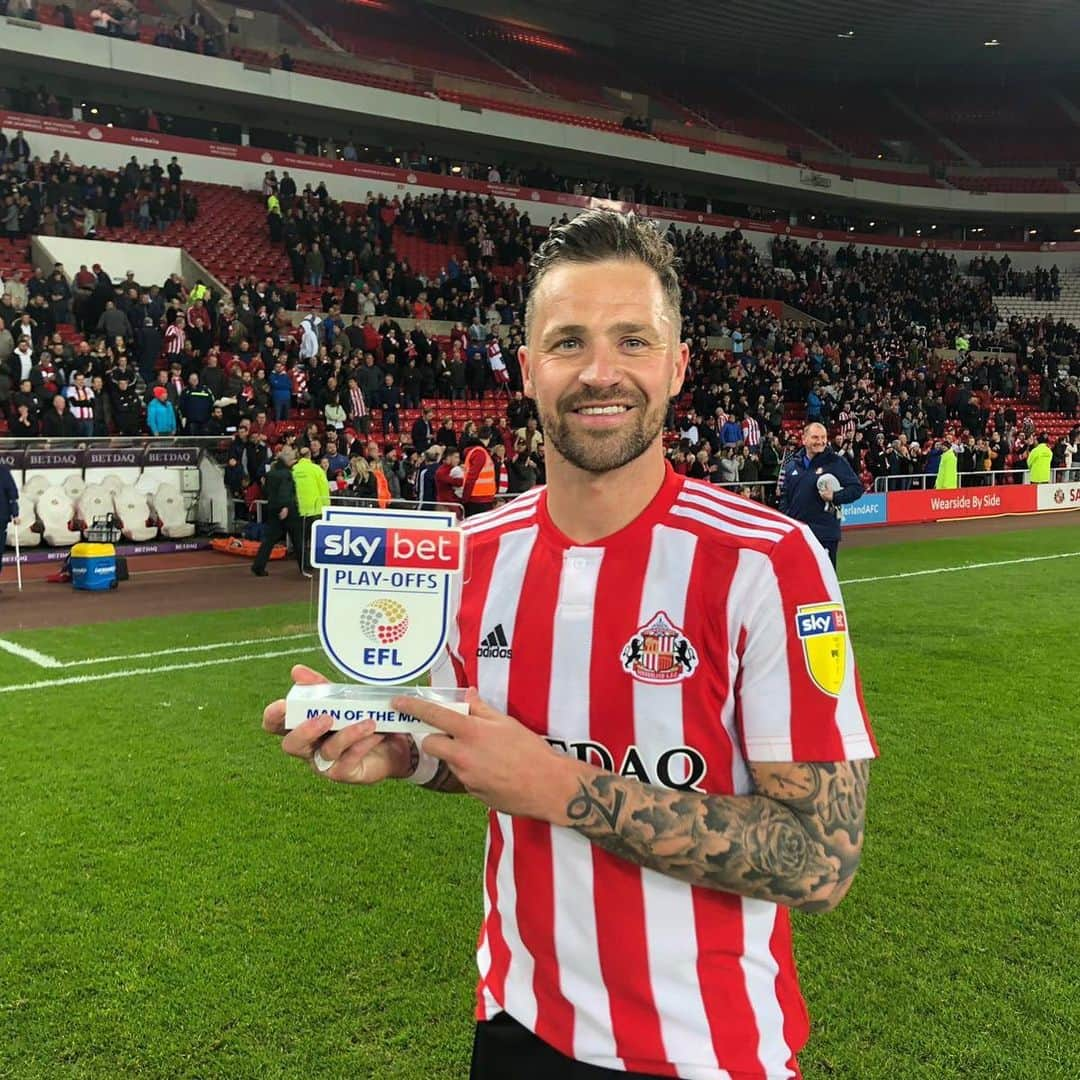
[1037,481,1080,511]
[839,494,888,527]
[886,486,1037,524]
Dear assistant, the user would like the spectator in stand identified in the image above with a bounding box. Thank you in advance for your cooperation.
[299,314,320,362]
[10,402,38,438]
[434,447,462,509]
[269,360,292,421]
[414,445,443,510]
[719,413,743,449]
[179,372,215,435]
[90,5,117,34]
[305,243,325,289]
[147,384,177,435]
[508,436,538,493]
[779,422,863,567]
[164,313,186,362]
[411,406,435,453]
[41,393,78,436]
[64,371,96,436]
[252,446,305,577]
[375,373,401,435]
[110,374,143,435]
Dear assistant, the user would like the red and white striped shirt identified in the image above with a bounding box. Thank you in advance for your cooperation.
[741,416,761,450]
[348,385,367,420]
[434,465,876,1079]
[164,323,185,356]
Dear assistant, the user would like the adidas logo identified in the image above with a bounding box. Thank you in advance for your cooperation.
[477,623,513,659]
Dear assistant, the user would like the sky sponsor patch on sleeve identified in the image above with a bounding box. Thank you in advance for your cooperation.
[794,602,848,695]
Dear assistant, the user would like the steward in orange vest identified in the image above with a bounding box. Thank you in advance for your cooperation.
[461,440,496,517]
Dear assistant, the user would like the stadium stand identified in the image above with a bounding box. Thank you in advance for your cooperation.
[19,6,1080,192]
[2,139,1076,516]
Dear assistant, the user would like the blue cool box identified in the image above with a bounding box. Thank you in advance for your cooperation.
[71,543,117,591]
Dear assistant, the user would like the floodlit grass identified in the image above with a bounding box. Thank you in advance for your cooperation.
[2,525,1079,1079]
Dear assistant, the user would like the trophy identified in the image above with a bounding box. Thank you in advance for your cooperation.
[284,505,468,740]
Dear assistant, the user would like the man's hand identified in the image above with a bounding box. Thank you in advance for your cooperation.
[278,507,288,520]
[391,691,579,820]
[263,664,413,784]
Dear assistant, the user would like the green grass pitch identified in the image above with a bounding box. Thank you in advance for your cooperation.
[1,524,1078,1079]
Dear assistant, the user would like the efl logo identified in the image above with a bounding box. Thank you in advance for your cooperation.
[313,524,462,571]
[795,603,847,638]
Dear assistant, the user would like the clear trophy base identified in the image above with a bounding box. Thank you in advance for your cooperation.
[285,683,469,742]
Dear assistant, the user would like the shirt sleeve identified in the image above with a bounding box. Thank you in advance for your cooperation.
[735,526,877,763]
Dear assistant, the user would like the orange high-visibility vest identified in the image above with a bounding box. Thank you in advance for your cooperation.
[464,445,496,500]
[373,467,391,508]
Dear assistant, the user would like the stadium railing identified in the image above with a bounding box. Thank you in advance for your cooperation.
[872,468,1051,492]
[242,496,466,522]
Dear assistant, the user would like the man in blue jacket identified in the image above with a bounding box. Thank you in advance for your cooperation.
[0,462,19,590]
[778,422,863,567]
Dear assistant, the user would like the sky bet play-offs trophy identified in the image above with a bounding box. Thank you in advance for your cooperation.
[283,506,468,740]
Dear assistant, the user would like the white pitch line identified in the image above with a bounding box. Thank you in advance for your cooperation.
[0,644,323,695]
[64,631,316,667]
[840,550,1080,585]
[0,638,63,669]
[2,549,1077,694]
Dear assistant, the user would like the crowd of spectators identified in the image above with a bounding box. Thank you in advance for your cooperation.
[1,136,197,239]
[262,169,533,326]
[669,230,1079,493]
[968,255,1062,301]
[2,147,1079,509]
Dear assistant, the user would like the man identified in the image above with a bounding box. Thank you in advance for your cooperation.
[0,461,18,591]
[293,446,331,577]
[41,393,78,437]
[779,422,863,567]
[179,372,216,435]
[264,211,875,1080]
[375,373,401,435]
[252,446,304,577]
[460,436,496,518]
[411,406,435,453]
[415,444,443,510]
[434,447,462,508]
[1026,433,1053,484]
[64,372,96,437]
[110,375,144,436]
[934,439,958,490]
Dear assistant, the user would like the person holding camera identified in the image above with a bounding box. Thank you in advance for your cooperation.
[508,437,539,493]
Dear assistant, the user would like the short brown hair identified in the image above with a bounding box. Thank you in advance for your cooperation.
[525,210,681,339]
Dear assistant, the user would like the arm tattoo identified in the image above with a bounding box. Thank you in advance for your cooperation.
[421,759,468,794]
[565,761,870,912]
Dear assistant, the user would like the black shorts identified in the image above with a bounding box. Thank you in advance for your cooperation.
[470,1013,674,1079]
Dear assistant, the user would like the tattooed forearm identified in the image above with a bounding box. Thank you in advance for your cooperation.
[564,760,870,912]
[421,759,468,794]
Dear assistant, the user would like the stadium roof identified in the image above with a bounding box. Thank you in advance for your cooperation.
[436,0,1080,80]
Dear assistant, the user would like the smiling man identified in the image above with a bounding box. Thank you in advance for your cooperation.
[264,211,877,1080]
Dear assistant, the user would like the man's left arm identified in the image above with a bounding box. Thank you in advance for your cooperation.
[556,758,869,913]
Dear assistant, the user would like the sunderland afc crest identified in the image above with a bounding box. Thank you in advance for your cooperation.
[310,508,463,684]
[621,611,698,684]
[794,601,848,696]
